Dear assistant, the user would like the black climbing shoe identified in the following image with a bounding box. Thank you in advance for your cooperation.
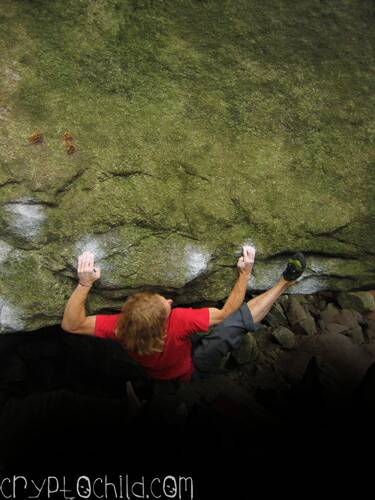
[282,252,306,281]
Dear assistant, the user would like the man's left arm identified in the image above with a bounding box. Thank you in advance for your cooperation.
[208,246,255,326]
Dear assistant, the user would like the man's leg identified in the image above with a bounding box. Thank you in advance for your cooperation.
[192,276,294,374]
[247,276,292,323]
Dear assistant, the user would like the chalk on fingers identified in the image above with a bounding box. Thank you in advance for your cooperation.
[243,245,256,263]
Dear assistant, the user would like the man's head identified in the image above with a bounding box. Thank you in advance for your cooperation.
[116,292,173,355]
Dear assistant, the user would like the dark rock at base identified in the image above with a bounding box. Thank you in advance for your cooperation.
[232,333,258,365]
[319,303,341,324]
[264,302,288,328]
[276,295,290,313]
[337,292,375,315]
[322,323,350,336]
[365,320,375,342]
[286,296,318,335]
[318,299,327,311]
[271,326,296,349]
[320,307,365,344]
[276,333,375,397]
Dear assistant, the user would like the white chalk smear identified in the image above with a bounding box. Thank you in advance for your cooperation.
[5,201,46,240]
[74,235,111,271]
[248,256,330,293]
[184,244,211,281]
[290,276,328,294]
[0,240,12,264]
[242,239,256,250]
[0,298,24,333]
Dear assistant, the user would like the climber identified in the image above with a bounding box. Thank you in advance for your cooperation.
[61,248,306,381]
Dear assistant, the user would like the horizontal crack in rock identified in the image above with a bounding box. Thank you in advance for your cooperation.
[107,170,157,179]
[269,250,359,260]
[0,179,22,188]
[55,169,86,196]
[177,162,210,182]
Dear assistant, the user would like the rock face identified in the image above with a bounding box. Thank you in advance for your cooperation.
[271,327,296,349]
[0,1,374,331]
[337,292,375,315]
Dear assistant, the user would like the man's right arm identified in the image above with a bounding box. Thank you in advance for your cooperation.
[208,272,249,326]
[61,251,100,335]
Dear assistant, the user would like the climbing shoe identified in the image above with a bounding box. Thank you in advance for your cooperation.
[282,252,306,281]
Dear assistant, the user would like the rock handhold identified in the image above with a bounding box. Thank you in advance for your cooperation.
[337,292,375,315]
[285,296,318,335]
[271,326,296,348]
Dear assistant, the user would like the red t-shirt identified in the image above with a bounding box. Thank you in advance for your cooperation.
[94,308,210,381]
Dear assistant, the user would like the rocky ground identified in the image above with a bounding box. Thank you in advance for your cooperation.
[150,289,375,420]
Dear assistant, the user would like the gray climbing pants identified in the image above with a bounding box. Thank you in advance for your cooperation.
[191,303,256,378]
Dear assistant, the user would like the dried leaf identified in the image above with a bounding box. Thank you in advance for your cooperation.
[28,132,43,144]
[64,131,73,142]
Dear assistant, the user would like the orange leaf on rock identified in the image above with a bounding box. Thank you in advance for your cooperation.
[28,132,43,144]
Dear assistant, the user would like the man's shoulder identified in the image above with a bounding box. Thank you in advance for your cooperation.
[167,307,210,336]
[169,307,197,320]
[94,313,122,339]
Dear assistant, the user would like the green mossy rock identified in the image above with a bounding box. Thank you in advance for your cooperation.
[337,292,375,315]
[0,0,374,331]
[271,326,296,349]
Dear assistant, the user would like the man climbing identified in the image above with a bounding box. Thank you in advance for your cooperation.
[61,248,306,381]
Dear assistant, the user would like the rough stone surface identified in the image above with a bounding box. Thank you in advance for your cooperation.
[319,303,341,324]
[264,302,288,328]
[232,332,258,365]
[337,292,375,315]
[366,320,375,342]
[0,1,374,331]
[286,297,318,335]
[271,326,296,349]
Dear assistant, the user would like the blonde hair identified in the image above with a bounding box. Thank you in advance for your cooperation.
[116,292,168,355]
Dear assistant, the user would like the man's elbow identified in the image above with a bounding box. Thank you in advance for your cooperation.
[61,320,75,333]
[208,307,227,326]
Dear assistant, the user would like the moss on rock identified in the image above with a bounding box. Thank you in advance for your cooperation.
[0,0,374,330]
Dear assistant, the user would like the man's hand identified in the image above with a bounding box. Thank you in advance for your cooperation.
[78,251,101,287]
[237,245,256,276]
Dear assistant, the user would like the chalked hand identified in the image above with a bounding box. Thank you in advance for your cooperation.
[237,245,256,275]
[78,251,101,287]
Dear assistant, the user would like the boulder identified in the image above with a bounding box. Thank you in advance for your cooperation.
[0,1,374,332]
[335,308,364,328]
[271,327,296,349]
[320,307,365,344]
[232,333,258,365]
[346,326,365,345]
[319,303,341,324]
[366,320,375,342]
[337,292,375,315]
[366,292,375,320]
[264,302,288,328]
[286,297,318,335]
[318,299,327,311]
[322,323,350,336]
[276,296,290,314]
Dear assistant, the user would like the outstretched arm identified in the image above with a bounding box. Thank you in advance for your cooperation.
[208,246,255,326]
[61,251,101,335]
